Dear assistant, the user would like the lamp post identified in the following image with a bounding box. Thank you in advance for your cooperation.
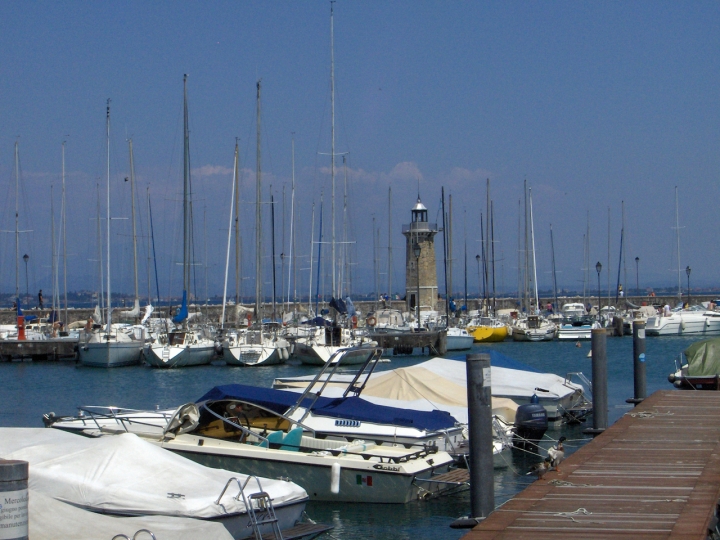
[413,242,421,328]
[635,257,640,296]
[22,254,29,305]
[475,254,481,312]
[596,261,602,314]
[686,266,691,306]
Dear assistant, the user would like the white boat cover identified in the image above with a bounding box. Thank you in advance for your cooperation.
[276,355,581,423]
[0,428,306,519]
[29,490,234,540]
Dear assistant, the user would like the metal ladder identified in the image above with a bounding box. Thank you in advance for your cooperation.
[215,476,284,540]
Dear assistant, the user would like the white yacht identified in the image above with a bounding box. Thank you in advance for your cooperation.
[511,315,557,342]
[647,307,720,336]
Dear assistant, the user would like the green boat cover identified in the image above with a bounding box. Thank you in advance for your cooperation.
[685,338,720,376]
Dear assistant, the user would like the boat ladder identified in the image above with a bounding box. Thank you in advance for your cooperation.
[215,476,284,540]
[162,346,170,360]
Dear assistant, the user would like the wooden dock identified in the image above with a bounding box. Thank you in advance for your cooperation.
[463,390,720,539]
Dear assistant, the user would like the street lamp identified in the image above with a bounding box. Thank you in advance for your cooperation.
[686,266,691,306]
[635,257,640,296]
[596,261,602,314]
[413,242,421,328]
[22,254,29,306]
[475,254,481,312]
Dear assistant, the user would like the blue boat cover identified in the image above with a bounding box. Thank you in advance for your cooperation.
[449,349,543,374]
[196,384,458,431]
[172,291,188,325]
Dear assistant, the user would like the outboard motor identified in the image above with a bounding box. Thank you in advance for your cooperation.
[513,394,548,451]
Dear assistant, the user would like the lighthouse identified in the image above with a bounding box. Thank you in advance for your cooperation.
[403,196,438,315]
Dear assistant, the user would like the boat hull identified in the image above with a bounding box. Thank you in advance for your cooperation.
[144,343,215,368]
[647,314,720,336]
[79,341,143,367]
[446,335,474,350]
[467,325,508,342]
[169,447,452,504]
[293,341,373,366]
[223,343,288,366]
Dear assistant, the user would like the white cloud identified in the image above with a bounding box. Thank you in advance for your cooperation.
[192,164,232,176]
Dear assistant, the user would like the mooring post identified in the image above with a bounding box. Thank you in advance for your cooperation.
[0,459,28,540]
[627,320,646,405]
[467,352,494,519]
[584,328,608,436]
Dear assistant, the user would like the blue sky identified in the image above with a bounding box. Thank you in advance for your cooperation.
[0,1,718,302]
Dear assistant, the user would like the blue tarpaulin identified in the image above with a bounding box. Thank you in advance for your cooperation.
[196,384,458,431]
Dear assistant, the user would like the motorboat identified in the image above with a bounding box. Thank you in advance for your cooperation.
[669,337,720,389]
[465,316,508,342]
[646,306,720,336]
[221,325,290,366]
[2,427,312,539]
[274,350,592,424]
[511,315,557,342]
[44,350,460,504]
[556,304,600,340]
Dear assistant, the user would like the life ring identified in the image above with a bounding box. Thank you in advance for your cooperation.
[366,316,377,327]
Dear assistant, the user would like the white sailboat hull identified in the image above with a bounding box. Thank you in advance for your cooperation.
[223,343,288,366]
[79,340,143,368]
[144,342,215,368]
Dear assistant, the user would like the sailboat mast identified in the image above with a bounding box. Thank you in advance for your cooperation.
[182,75,192,297]
[308,201,315,314]
[440,187,449,320]
[490,200,496,313]
[529,187,539,313]
[255,80,262,321]
[105,99,112,333]
[221,149,238,329]
[342,155,349,297]
[146,187,152,305]
[271,191,277,320]
[14,141,19,301]
[387,186,392,301]
[330,1,336,300]
[128,139,139,306]
[62,142,68,323]
[287,135,296,308]
[51,185,56,314]
[550,224,558,312]
[233,139,241,304]
[675,186,681,301]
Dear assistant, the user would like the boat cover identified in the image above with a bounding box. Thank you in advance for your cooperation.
[0,428,306,518]
[29,490,234,540]
[685,337,720,376]
[273,351,582,423]
[197,384,459,430]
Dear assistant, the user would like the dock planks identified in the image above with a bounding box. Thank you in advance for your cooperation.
[463,390,720,539]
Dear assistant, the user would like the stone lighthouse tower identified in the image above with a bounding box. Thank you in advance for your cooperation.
[403,196,438,314]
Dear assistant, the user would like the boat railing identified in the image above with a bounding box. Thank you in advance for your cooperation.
[74,406,174,433]
[564,372,593,404]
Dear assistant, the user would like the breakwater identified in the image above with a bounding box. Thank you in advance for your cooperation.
[1,295,711,326]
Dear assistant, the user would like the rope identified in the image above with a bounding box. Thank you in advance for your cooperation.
[495,507,593,522]
[627,410,674,419]
[548,479,594,487]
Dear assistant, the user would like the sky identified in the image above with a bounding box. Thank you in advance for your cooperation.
[0,1,719,304]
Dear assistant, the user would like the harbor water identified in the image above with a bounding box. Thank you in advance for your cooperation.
[0,335,697,539]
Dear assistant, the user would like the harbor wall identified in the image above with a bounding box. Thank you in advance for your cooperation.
[0,295,713,325]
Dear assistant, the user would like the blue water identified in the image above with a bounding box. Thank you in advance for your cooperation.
[0,335,697,539]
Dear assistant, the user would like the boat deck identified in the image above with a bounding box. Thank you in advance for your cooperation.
[462,390,720,539]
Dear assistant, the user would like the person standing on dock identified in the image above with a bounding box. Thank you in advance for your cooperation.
[38,289,43,309]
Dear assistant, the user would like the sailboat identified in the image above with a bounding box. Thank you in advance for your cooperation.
[220,109,290,366]
[144,76,216,368]
[78,100,144,368]
[292,5,376,366]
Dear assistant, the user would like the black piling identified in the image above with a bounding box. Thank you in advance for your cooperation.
[584,328,608,436]
[451,353,494,528]
[627,320,646,405]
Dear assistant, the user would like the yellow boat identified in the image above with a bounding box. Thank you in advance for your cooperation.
[466,317,508,342]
